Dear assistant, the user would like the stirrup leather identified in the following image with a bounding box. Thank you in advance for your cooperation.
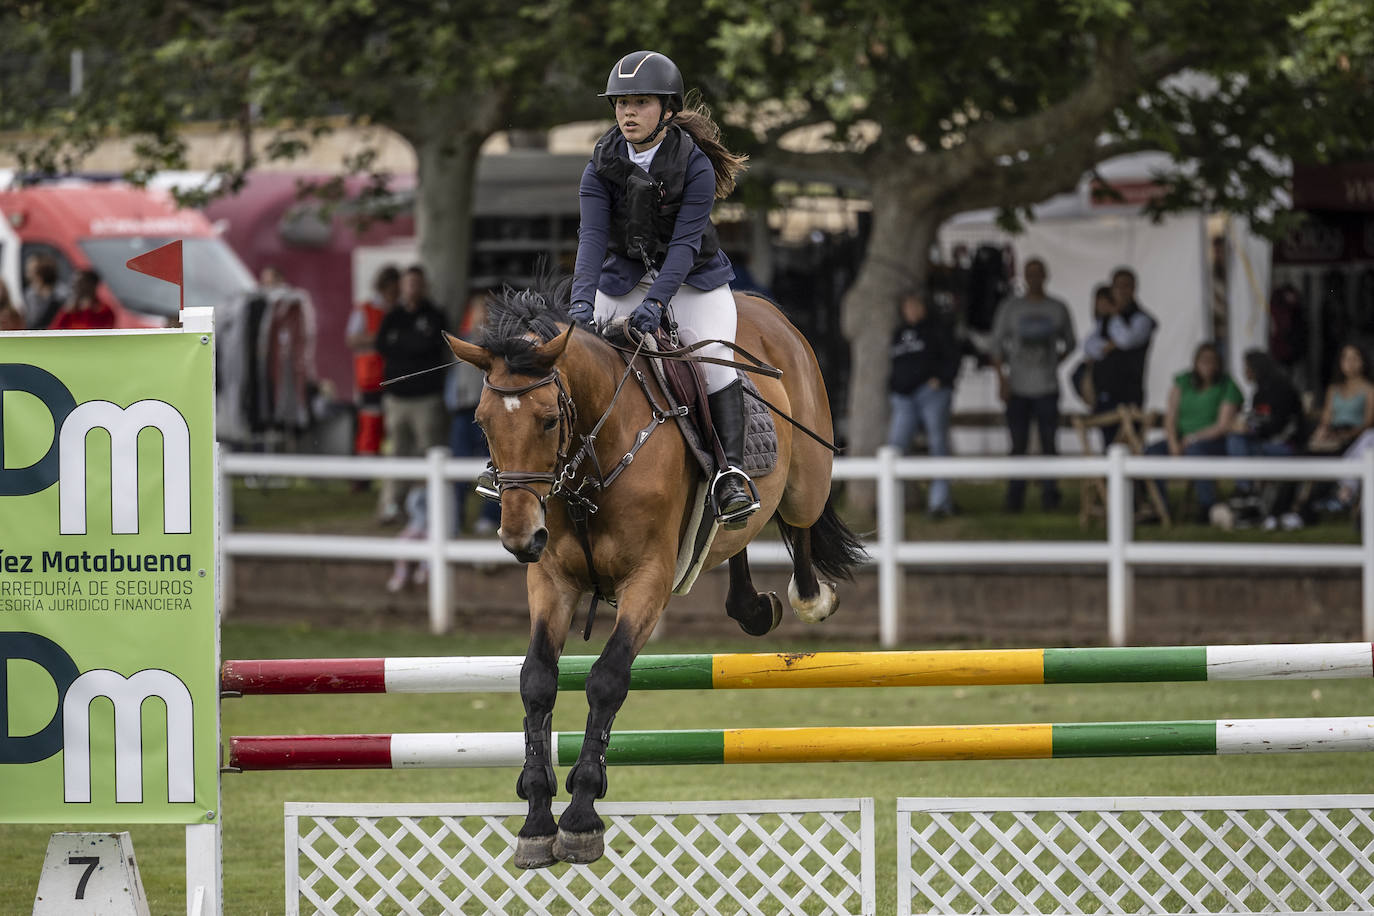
[711,466,760,525]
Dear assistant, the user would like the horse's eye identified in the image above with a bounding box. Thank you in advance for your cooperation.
[542,417,558,432]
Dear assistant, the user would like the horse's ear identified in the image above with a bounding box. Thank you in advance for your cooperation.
[531,323,575,367]
[445,332,492,371]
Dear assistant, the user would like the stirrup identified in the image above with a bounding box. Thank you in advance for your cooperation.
[711,467,760,527]
[475,463,501,502]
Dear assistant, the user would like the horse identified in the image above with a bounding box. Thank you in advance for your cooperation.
[444,279,867,869]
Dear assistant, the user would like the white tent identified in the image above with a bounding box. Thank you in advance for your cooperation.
[937,153,1270,453]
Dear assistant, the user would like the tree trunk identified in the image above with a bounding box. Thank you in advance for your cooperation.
[840,179,941,515]
[412,129,483,325]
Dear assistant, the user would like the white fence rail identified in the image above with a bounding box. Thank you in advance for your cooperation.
[220,445,1374,645]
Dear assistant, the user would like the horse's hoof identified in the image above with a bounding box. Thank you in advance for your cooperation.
[789,576,839,623]
[552,828,605,865]
[732,591,783,636]
[513,834,557,869]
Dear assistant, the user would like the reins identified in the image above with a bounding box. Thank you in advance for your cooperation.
[482,335,687,639]
[473,320,842,639]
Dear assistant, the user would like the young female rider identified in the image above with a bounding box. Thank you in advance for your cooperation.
[569,50,758,528]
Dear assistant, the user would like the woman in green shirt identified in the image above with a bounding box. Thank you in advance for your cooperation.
[1144,342,1243,520]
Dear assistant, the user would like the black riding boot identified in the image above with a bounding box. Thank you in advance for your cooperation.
[706,380,760,529]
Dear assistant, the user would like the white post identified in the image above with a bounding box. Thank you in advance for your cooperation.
[1106,444,1133,646]
[180,308,222,916]
[426,446,453,635]
[877,445,902,648]
[1363,449,1374,642]
[185,823,221,916]
[217,444,234,615]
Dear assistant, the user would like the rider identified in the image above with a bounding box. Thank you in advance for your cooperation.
[570,50,759,528]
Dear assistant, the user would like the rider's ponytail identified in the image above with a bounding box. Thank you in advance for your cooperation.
[673,91,748,199]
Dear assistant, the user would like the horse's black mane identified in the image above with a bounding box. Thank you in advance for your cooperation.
[477,275,573,376]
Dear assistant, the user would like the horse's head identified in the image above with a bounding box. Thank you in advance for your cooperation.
[445,286,576,564]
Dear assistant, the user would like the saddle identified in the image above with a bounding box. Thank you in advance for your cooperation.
[606,326,777,594]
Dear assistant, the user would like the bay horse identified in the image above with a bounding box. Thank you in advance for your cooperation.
[444,280,866,869]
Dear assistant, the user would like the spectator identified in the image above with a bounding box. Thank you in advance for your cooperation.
[1145,342,1242,522]
[347,265,400,467]
[886,290,959,518]
[1070,285,1115,407]
[1082,267,1157,447]
[260,265,287,291]
[374,264,449,524]
[1307,343,1374,454]
[21,254,65,330]
[990,257,1076,512]
[385,485,430,593]
[50,270,116,330]
[1321,429,1374,515]
[446,290,501,535]
[0,283,25,330]
[1226,350,1305,530]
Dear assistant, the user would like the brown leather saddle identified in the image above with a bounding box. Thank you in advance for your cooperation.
[633,328,777,480]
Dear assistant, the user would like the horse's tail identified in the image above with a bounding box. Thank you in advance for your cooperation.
[775,498,869,582]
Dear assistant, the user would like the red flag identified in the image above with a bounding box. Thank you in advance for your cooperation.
[126,239,184,311]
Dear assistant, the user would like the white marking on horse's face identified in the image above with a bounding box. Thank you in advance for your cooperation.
[503,396,520,413]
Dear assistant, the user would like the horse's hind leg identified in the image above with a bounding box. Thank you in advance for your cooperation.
[554,576,667,864]
[783,523,839,624]
[513,571,577,870]
[726,549,783,636]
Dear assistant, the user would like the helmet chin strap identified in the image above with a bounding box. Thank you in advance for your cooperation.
[640,106,675,145]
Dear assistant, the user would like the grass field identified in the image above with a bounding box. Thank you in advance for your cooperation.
[3,623,1371,914]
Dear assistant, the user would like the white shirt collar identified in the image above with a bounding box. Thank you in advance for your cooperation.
[628,141,661,172]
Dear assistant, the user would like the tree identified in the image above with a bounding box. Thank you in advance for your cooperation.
[707,0,1374,507]
[0,0,610,319]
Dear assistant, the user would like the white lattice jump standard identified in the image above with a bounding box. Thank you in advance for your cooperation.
[286,798,876,916]
[898,794,1374,916]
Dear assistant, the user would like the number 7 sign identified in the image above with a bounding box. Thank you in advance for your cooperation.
[32,832,151,915]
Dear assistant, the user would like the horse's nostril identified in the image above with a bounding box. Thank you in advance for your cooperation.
[530,528,548,555]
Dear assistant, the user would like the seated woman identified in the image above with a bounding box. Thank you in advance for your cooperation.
[1308,343,1374,454]
[1144,341,1243,522]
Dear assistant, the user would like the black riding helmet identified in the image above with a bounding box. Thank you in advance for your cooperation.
[600,51,684,144]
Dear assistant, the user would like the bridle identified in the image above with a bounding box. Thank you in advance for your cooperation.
[477,337,684,639]
[476,335,687,508]
[477,370,578,509]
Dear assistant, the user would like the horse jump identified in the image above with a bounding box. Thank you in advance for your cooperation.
[222,642,1374,695]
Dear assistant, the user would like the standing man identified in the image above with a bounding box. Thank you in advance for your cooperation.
[1082,266,1158,447]
[886,291,959,517]
[347,265,400,479]
[990,258,1076,512]
[22,253,66,330]
[374,265,449,524]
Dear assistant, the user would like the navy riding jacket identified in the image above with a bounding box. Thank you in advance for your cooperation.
[571,128,734,308]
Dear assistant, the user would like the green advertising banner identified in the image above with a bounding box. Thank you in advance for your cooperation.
[0,329,218,824]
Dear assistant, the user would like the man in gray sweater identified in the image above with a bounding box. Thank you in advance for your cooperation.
[990,258,1077,511]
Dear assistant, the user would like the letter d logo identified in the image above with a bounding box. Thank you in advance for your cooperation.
[0,632,80,764]
[0,364,77,496]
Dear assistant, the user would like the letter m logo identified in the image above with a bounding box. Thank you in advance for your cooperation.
[58,400,190,535]
[62,669,196,804]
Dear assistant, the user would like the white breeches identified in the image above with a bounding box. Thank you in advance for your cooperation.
[594,280,739,393]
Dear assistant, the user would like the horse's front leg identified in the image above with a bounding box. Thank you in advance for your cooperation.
[513,566,578,870]
[552,572,669,864]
